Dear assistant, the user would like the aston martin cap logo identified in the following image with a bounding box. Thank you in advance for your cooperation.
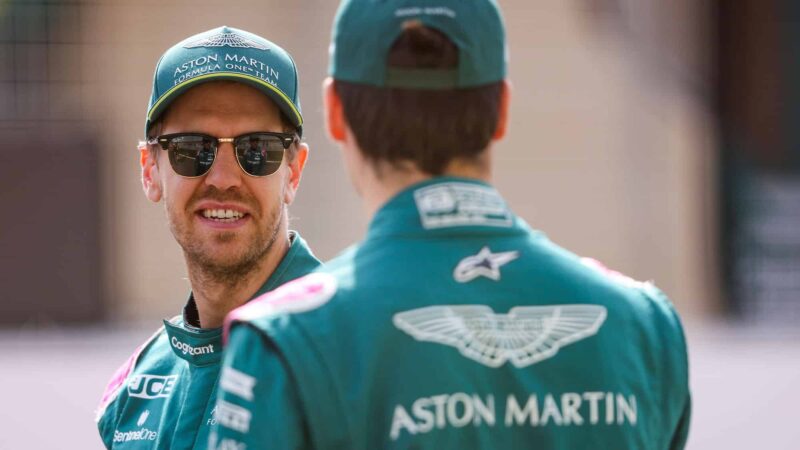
[184,31,269,50]
[393,304,607,368]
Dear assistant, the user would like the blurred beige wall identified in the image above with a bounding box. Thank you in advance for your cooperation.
[83,0,718,322]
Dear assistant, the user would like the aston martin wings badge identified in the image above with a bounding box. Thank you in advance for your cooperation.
[184,32,269,50]
[393,304,607,368]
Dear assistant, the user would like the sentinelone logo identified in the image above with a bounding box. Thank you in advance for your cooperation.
[113,427,157,443]
[171,336,215,356]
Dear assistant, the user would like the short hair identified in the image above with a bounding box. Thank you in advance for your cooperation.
[334,23,503,175]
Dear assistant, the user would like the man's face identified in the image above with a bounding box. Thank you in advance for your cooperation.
[141,81,307,278]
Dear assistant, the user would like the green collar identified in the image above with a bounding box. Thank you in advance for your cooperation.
[163,317,222,366]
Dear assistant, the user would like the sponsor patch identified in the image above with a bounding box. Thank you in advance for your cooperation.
[395,6,456,19]
[454,247,519,283]
[217,439,246,450]
[113,427,158,443]
[216,399,252,434]
[170,336,215,356]
[393,304,607,368]
[127,374,178,399]
[210,432,246,450]
[207,407,218,426]
[414,183,513,229]
[220,366,256,401]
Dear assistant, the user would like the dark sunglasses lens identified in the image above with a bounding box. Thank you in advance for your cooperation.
[235,135,285,176]
[166,135,216,177]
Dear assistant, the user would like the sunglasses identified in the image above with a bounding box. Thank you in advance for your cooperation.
[148,132,297,178]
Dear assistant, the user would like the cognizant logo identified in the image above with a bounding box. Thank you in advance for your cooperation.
[171,336,215,356]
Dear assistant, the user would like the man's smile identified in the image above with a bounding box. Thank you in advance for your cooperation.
[202,209,246,221]
[193,202,252,229]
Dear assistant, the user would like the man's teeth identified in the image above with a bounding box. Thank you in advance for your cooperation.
[202,209,244,220]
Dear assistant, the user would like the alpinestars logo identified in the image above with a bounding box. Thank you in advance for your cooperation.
[184,32,268,50]
[393,304,607,368]
[454,247,519,282]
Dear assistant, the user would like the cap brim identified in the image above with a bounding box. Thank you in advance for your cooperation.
[146,72,303,136]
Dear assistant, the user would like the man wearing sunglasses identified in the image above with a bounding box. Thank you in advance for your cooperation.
[95,26,320,450]
[210,1,690,449]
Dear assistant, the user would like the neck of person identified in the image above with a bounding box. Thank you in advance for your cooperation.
[360,151,492,220]
[186,219,291,329]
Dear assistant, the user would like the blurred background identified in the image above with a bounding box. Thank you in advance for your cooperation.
[1,0,798,448]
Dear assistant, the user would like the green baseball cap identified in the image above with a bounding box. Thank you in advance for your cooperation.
[146,26,303,137]
[329,0,506,89]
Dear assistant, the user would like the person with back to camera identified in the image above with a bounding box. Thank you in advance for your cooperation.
[210,1,691,449]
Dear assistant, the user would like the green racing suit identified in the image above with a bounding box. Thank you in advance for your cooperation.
[96,232,320,449]
[210,177,690,450]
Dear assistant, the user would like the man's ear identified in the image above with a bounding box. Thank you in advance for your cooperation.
[323,77,347,142]
[492,79,512,140]
[140,143,163,203]
[283,142,309,205]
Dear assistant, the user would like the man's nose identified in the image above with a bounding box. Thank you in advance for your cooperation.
[203,143,243,190]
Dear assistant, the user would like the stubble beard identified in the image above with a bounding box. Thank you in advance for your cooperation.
[168,189,285,289]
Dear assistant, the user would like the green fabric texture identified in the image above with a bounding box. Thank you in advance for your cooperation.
[329,0,506,88]
[96,233,320,450]
[145,26,303,137]
[211,178,691,449]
